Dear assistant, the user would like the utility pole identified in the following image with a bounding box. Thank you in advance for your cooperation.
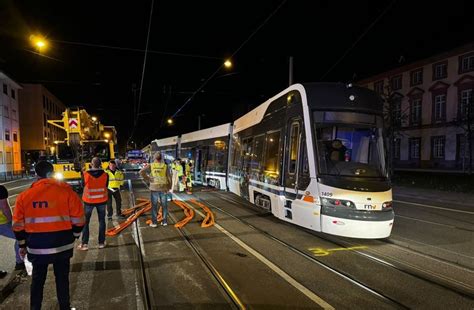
[289,56,294,86]
[198,114,201,130]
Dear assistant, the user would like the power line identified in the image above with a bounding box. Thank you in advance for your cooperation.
[319,0,397,80]
[170,0,288,119]
[128,0,155,145]
[52,39,221,60]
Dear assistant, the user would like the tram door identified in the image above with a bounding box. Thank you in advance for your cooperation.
[285,119,302,194]
[240,137,253,200]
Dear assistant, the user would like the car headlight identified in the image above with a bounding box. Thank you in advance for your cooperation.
[54,172,64,180]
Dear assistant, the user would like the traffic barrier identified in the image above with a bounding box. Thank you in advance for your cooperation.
[189,199,215,228]
[173,200,194,228]
[106,200,151,236]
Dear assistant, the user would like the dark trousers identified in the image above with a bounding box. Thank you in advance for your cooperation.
[31,259,70,310]
[82,204,106,244]
[107,189,122,217]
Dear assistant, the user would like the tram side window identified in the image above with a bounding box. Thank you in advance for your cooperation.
[263,131,281,184]
[208,139,227,172]
[241,137,253,172]
[251,134,265,180]
[288,122,300,174]
[230,135,241,174]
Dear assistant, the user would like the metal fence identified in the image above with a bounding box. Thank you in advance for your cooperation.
[0,170,28,182]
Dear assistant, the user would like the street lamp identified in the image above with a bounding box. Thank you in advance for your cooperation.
[91,116,98,122]
[224,59,232,69]
[167,118,174,125]
[29,34,48,53]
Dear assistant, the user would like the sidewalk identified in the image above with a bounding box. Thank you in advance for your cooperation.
[0,192,142,309]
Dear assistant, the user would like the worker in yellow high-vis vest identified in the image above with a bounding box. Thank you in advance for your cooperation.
[0,185,24,277]
[105,160,125,220]
[185,159,193,194]
[140,152,172,227]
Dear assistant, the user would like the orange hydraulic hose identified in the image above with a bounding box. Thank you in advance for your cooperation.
[189,199,215,228]
[173,200,194,228]
[121,201,150,217]
[145,206,163,225]
[106,203,151,236]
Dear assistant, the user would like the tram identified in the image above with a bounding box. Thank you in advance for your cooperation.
[152,83,394,239]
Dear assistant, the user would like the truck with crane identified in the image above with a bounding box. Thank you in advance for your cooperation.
[47,108,117,191]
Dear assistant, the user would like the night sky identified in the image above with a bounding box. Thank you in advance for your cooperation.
[0,0,473,152]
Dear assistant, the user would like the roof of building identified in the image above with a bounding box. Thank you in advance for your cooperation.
[357,43,474,85]
[0,71,22,89]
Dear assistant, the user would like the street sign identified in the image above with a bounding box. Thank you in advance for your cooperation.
[69,118,78,129]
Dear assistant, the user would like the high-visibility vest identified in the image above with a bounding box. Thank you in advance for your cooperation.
[82,171,108,204]
[0,207,8,225]
[185,163,191,175]
[151,162,168,185]
[175,164,184,177]
[12,179,85,256]
[106,169,124,189]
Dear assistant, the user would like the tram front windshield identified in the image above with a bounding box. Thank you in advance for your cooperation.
[314,111,387,178]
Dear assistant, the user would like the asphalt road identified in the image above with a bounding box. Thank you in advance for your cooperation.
[0,178,35,280]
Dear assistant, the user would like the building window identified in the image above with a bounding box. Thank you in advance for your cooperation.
[6,152,12,164]
[432,136,445,159]
[409,138,421,159]
[3,106,8,118]
[393,138,401,159]
[433,62,447,80]
[460,89,473,116]
[5,130,10,141]
[10,89,15,99]
[410,69,423,86]
[433,94,446,121]
[2,84,7,95]
[460,53,474,73]
[0,152,3,164]
[374,80,384,94]
[13,132,18,142]
[11,109,16,120]
[43,95,46,109]
[391,75,402,91]
[410,98,422,125]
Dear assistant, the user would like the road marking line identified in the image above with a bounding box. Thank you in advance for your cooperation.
[394,200,474,215]
[7,184,31,191]
[0,178,29,185]
[395,215,458,229]
[175,195,334,309]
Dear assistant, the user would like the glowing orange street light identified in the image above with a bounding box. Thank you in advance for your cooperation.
[29,34,48,52]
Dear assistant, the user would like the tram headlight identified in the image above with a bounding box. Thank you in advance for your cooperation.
[321,197,355,209]
[382,201,393,210]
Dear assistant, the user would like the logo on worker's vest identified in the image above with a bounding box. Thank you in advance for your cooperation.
[32,201,48,208]
[69,118,78,129]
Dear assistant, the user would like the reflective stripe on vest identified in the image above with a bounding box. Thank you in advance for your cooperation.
[25,216,70,224]
[71,216,85,225]
[106,170,124,189]
[151,162,168,185]
[27,242,75,255]
[83,171,108,204]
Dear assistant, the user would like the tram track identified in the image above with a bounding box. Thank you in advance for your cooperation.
[221,191,474,294]
[203,190,474,302]
[190,191,409,309]
[131,180,242,309]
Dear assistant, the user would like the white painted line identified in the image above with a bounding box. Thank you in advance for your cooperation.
[175,194,334,309]
[0,178,28,185]
[7,184,31,191]
[395,215,457,229]
[394,200,474,215]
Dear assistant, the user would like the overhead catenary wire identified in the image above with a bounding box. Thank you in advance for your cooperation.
[128,0,155,144]
[170,0,288,119]
[52,39,220,60]
[319,0,397,80]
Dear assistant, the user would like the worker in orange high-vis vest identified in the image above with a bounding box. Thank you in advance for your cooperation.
[13,161,85,310]
[78,157,109,251]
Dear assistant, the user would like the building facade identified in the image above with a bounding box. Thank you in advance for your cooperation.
[358,44,474,171]
[18,84,66,165]
[0,71,22,174]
